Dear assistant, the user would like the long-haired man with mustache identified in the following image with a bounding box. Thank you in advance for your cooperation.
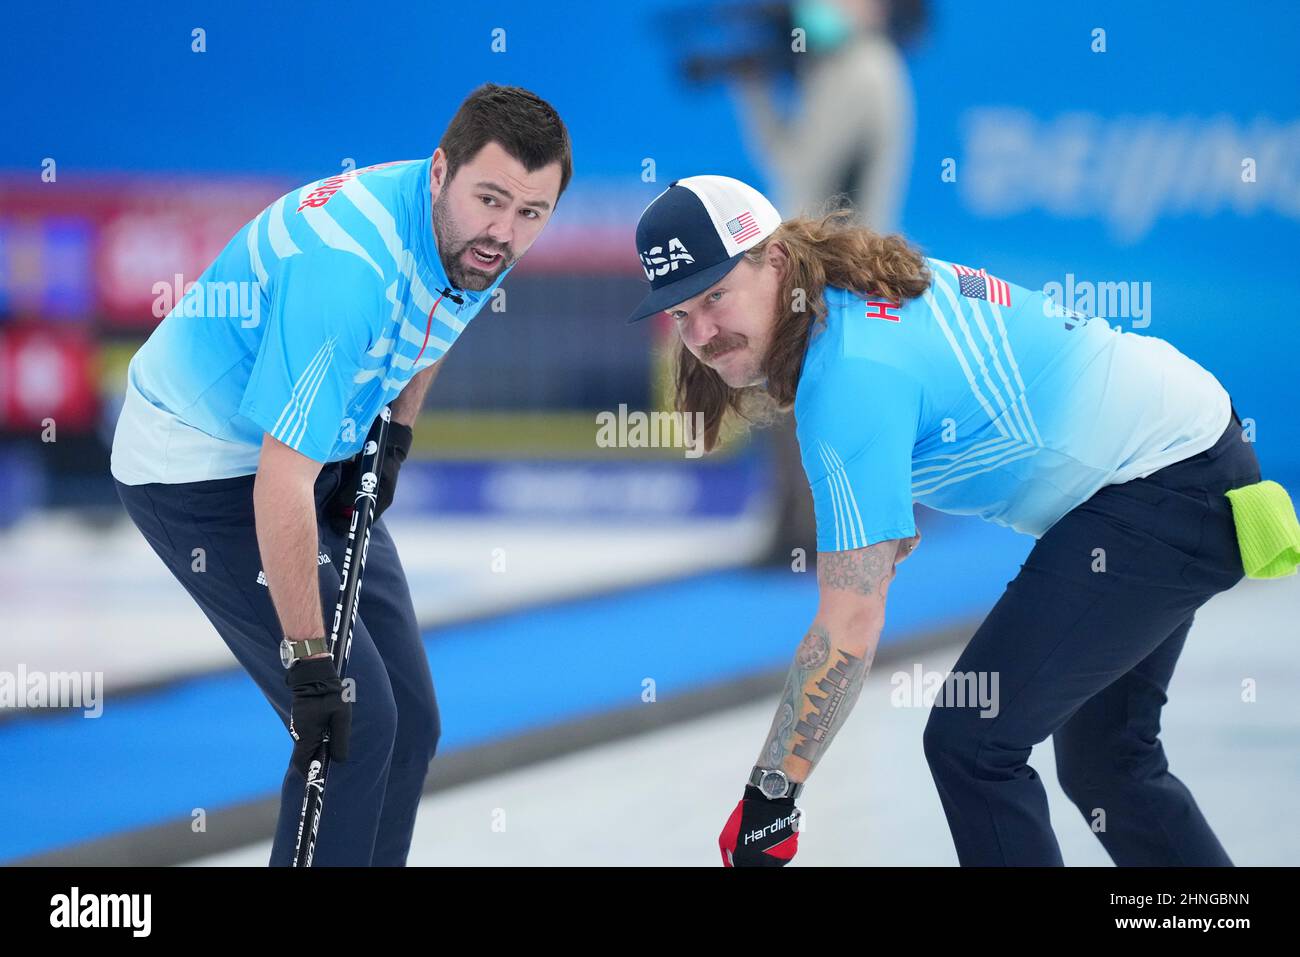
[111,84,571,865]
[626,175,1295,867]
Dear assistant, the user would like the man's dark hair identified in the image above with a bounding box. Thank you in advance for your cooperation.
[439,83,572,199]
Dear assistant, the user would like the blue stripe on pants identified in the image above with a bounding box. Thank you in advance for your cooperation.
[923,406,1261,866]
[114,463,438,866]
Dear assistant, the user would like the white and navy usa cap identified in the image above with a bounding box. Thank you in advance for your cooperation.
[626,175,782,323]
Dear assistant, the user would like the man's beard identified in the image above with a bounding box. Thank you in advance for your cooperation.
[431,192,515,291]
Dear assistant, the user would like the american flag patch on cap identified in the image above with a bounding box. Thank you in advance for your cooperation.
[725,211,761,244]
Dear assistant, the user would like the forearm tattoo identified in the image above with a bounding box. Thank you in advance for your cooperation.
[758,627,875,772]
[792,646,870,763]
[759,627,829,768]
[816,543,897,599]
[755,542,895,776]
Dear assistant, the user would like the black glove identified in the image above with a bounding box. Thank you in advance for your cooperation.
[286,656,351,777]
[326,421,413,536]
[718,785,802,867]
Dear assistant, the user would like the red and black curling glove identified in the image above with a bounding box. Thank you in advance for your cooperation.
[718,785,802,867]
[327,421,413,536]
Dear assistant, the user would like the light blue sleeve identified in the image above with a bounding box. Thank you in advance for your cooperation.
[238,251,379,462]
[796,356,921,552]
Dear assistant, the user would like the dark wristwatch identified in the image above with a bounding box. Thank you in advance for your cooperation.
[749,766,803,801]
[280,636,330,669]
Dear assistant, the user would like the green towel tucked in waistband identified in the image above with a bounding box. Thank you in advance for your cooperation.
[1224,480,1300,579]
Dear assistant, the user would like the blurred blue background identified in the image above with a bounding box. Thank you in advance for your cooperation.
[2,0,1296,500]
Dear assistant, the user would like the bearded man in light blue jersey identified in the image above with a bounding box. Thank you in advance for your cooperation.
[626,175,1294,867]
[111,84,571,866]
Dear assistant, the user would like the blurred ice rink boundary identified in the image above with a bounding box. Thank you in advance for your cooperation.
[6,495,1044,864]
[6,493,1295,866]
[192,574,1300,868]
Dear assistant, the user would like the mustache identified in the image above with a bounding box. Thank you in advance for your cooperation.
[701,337,743,361]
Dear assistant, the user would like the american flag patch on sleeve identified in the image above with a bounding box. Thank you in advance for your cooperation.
[952,263,1011,306]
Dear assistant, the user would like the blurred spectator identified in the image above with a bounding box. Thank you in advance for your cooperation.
[733,0,920,231]
[729,0,926,565]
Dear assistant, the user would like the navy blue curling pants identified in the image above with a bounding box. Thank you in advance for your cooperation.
[923,405,1261,866]
[115,461,439,866]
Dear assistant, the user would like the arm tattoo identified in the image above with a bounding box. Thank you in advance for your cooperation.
[754,543,896,776]
[759,627,829,768]
[757,627,877,773]
[817,542,898,599]
[792,646,871,764]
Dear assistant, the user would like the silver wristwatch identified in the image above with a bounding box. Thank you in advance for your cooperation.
[280,636,330,669]
[749,766,803,801]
